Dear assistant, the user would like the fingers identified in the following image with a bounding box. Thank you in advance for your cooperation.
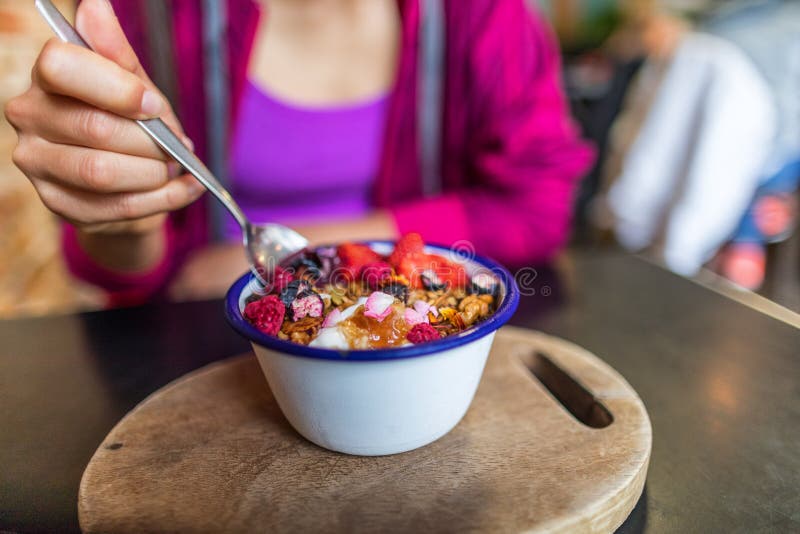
[77,214,168,237]
[34,39,164,120]
[29,40,189,154]
[7,0,203,232]
[29,173,205,226]
[22,0,190,159]
[6,89,182,160]
[75,0,148,77]
[14,137,184,193]
[73,0,186,133]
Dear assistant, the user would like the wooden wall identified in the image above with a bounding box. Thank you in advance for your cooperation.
[0,0,103,317]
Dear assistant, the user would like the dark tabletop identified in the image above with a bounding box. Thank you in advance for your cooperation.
[1,250,798,533]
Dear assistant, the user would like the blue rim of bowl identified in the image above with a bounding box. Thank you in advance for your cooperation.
[225,241,520,361]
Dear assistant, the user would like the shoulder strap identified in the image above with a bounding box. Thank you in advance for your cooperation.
[418,0,445,197]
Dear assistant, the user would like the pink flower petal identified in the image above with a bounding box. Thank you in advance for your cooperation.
[413,300,431,316]
[430,305,439,317]
[321,308,343,328]
[364,291,394,322]
[404,308,429,326]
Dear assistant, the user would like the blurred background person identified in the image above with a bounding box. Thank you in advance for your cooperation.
[5,0,593,306]
[599,0,799,289]
[705,1,800,290]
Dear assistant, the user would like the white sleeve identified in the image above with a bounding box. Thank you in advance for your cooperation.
[609,32,776,275]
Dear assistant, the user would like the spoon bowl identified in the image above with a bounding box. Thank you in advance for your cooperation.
[245,222,309,282]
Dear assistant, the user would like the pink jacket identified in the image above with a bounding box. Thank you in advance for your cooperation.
[64,0,594,306]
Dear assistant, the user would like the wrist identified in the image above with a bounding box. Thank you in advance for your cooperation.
[75,218,168,273]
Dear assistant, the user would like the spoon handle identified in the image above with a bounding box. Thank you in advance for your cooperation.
[34,0,249,230]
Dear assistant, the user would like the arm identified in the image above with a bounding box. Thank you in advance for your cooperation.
[393,0,594,267]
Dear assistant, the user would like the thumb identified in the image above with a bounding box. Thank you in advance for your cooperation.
[74,0,188,138]
[75,0,146,77]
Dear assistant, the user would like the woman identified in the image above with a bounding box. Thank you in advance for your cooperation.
[5,0,592,306]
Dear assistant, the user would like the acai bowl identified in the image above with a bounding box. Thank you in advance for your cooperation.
[225,234,519,455]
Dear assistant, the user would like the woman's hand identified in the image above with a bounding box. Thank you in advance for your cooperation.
[4,0,203,271]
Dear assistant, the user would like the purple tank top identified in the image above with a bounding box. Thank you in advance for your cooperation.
[224,81,389,240]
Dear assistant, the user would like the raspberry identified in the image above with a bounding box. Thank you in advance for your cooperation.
[360,261,393,289]
[290,291,324,321]
[244,295,285,336]
[388,232,425,267]
[406,323,441,344]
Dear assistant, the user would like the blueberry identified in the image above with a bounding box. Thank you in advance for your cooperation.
[381,282,409,304]
[420,269,447,291]
[279,279,312,308]
[290,290,324,321]
[469,272,498,296]
[314,246,338,261]
[292,258,322,282]
[312,246,339,281]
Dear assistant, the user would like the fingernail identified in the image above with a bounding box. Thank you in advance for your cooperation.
[140,90,162,116]
[189,178,205,197]
[167,161,181,178]
[181,136,195,152]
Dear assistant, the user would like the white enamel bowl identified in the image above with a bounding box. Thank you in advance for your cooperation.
[225,242,520,456]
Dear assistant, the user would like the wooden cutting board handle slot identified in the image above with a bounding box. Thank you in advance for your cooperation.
[518,350,614,429]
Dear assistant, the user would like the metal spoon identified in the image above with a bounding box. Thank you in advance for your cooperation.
[34,0,309,286]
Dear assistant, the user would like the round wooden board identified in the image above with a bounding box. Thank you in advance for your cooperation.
[79,326,651,533]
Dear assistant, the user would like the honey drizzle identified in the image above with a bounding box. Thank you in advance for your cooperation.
[339,305,410,349]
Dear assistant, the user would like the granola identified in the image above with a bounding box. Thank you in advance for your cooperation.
[243,233,500,349]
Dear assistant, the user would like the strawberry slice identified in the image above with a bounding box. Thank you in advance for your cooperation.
[337,243,383,282]
[397,253,467,289]
[388,232,425,267]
